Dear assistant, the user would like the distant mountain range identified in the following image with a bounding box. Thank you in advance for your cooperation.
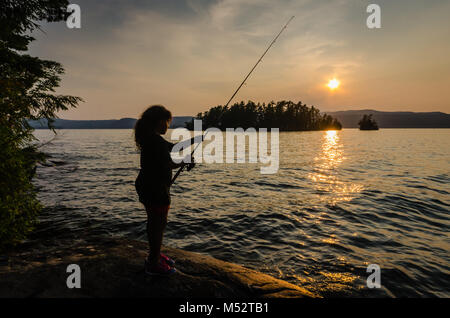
[325,110,450,128]
[29,111,450,129]
[29,117,193,129]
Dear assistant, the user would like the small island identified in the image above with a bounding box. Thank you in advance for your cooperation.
[358,114,379,130]
[186,100,342,131]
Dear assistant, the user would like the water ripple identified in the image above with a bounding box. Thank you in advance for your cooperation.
[31,129,450,297]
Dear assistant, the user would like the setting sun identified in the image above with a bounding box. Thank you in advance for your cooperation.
[327,78,340,90]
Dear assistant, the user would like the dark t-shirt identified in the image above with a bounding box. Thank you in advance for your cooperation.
[135,134,175,206]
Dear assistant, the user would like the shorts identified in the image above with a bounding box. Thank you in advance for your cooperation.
[135,171,171,206]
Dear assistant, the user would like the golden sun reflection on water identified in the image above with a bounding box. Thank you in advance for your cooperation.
[308,130,363,205]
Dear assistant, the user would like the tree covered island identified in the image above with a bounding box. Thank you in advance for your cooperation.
[186,100,342,131]
[358,114,379,130]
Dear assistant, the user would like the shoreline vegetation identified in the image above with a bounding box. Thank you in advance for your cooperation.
[186,100,342,131]
[0,236,317,298]
[28,110,450,130]
[1,1,81,249]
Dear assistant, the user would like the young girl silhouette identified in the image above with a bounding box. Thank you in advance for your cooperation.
[134,105,198,275]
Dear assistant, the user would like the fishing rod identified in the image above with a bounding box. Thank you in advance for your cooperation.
[171,16,295,185]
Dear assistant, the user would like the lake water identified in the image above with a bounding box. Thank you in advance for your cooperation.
[32,129,450,297]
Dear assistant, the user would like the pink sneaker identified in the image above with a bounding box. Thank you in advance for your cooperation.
[160,253,175,267]
[144,259,176,276]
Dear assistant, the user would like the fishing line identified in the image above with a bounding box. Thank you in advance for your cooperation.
[171,16,295,185]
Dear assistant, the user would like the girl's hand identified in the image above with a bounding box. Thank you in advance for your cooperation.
[186,155,196,171]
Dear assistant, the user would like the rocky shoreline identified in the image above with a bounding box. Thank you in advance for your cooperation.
[0,236,317,298]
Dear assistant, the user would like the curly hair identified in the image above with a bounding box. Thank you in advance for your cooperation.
[134,105,172,150]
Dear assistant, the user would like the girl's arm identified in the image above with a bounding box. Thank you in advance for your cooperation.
[169,160,185,169]
[165,136,201,169]
[166,135,204,152]
[169,154,195,169]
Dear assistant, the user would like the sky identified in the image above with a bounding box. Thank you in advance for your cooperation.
[29,0,450,119]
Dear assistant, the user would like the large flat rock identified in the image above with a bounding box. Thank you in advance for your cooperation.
[0,237,317,298]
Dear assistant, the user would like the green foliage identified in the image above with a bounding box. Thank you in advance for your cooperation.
[358,114,379,130]
[0,0,81,248]
[186,100,342,131]
[0,126,42,247]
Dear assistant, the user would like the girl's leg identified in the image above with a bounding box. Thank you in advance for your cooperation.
[146,205,168,268]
